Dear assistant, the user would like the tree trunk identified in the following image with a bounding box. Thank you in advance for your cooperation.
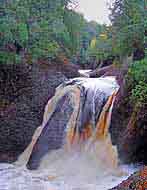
[89,65,115,78]
[98,60,104,69]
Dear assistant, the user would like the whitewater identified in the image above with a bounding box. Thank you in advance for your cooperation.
[0,76,139,190]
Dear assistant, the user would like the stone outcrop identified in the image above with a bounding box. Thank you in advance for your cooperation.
[26,77,119,170]
[110,166,147,190]
[0,62,79,162]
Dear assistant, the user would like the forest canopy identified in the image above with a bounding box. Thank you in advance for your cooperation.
[0,0,146,66]
[0,0,113,66]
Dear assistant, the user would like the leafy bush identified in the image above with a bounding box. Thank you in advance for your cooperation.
[127,59,147,105]
[0,0,82,64]
[0,52,21,64]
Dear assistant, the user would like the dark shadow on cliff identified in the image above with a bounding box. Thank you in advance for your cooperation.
[0,61,80,162]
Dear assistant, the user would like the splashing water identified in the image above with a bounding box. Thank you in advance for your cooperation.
[0,76,138,190]
[0,161,138,190]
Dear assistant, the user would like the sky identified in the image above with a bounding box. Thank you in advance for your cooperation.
[76,0,110,24]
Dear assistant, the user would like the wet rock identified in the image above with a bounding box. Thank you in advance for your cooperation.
[118,104,147,164]
[110,92,147,164]
[27,93,74,169]
[110,166,147,190]
[26,77,119,170]
[0,62,79,163]
[104,65,147,164]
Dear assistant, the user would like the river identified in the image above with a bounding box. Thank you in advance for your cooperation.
[0,76,139,190]
[0,161,138,190]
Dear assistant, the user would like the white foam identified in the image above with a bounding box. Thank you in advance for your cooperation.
[0,162,139,190]
[71,76,119,95]
[0,76,125,190]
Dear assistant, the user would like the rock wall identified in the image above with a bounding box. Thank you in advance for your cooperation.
[0,62,79,162]
[110,79,147,164]
[94,64,147,164]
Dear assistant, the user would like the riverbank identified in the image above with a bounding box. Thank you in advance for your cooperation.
[111,166,147,190]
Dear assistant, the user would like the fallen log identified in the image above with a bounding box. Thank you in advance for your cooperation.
[89,65,115,77]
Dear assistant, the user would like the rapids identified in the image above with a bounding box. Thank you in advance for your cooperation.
[0,76,138,189]
[0,162,138,190]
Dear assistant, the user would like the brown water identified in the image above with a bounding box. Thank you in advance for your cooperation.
[0,76,138,190]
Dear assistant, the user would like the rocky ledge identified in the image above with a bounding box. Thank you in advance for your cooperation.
[110,167,147,190]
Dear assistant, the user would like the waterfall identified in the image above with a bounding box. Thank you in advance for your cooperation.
[17,76,119,172]
[1,76,139,190]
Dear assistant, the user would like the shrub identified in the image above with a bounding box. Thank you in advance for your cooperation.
[127,58,147,105]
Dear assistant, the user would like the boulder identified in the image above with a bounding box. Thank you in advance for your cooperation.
[110,166,147,190]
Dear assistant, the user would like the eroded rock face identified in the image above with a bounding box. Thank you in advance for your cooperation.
[110,166,147,190]
[106,65,147,165]
[110,96,147,164]
[27,93,75,169]
[119,105,147,164]
[0,62,80,163]
[26,77,119,170]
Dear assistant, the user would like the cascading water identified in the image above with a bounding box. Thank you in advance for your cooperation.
[0,76,138,190]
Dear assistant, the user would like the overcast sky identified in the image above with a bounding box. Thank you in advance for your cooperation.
[76,0,110,24]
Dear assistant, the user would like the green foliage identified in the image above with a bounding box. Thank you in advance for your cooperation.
[0,0,81,64]
[0,51,21,65]
[127,59,147,105]
[110,0,145,57]
[63,9,85,55]
[85,25,113,65]
[132,81,147,104]
[128,59,147,83]
[78,22,103,64]
[0,0,121,66]
[1,0,145,67]
[0,0,97,64]
[17,23,29,46]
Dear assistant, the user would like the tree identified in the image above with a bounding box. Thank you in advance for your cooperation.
[85,25,113,68]
[110,0,144,62]
[144,0,147,57]
[63,9,85,56]
[0,0,77,64]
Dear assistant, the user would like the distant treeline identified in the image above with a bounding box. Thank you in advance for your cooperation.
[0,0,146,67]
